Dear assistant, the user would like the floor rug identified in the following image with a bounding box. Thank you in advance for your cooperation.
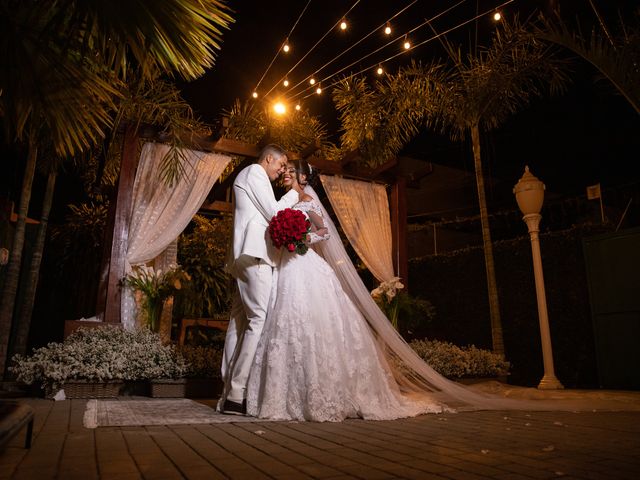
[83,398,273,428]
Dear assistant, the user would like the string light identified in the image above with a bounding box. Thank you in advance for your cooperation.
[295,104,301,111]
[274,102,286,114]
[293,0,515,102]
[282,0,419,99]
[316,84,322,94]
[252,91,258,99]
[309,77,316,85]
[283,79,290,87]
[376,65,384,75]
[493,11,502,21]
[283,39,291,52]
[403,35,411,50]
[340,19,348,30]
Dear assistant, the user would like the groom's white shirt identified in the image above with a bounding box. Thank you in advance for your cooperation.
[226,163,298,276]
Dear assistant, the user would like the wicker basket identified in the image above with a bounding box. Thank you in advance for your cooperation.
[150,379,187,398]
[47,381,123,399]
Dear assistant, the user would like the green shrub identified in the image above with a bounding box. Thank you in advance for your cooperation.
[409,339,510,379]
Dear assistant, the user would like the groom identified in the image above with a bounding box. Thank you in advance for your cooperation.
[219,144,299,415]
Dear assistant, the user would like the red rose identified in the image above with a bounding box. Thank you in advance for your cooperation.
[268,208,311,255]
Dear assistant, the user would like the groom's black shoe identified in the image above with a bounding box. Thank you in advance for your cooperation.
[221,399,247,416]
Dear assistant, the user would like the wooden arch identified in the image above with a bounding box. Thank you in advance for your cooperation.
[92,127,413,327]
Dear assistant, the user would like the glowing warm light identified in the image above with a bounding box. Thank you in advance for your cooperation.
[340,20,347,30]
[316,86,322,94]
[404,40,411,50]
[384,23,391,35]
[493,12,502,21]
[283,79,289,87]
[309,77,316,85]
[295,104,301,111]
[274,102,286,114]
[283,39,290,52]
[376,66,383,75]
[252,91,258,99]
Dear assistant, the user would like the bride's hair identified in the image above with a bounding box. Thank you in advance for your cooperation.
[294,159,318,187]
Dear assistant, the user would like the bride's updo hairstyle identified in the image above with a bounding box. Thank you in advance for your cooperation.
[294,159,318,187]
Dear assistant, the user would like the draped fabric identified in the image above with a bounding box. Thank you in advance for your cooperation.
[121,142,232,330]
[319,175,395,283]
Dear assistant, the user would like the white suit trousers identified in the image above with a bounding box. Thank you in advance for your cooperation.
[221,255,273,403]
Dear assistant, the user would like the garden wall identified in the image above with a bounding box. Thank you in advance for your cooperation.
[408,224,610,388]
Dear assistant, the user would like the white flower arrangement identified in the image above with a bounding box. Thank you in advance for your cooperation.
[371,276,404,303]
[371,277,405,329]
[10,326,187,392]
[409,339,510,379]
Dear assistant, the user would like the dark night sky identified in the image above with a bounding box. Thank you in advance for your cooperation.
[179,0,640,201]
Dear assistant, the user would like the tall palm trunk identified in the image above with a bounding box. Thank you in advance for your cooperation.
[11,171,57,358]
[0,137,38,377]
[471,124,505,357]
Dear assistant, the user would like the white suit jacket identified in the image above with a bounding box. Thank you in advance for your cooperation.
[225,163,299,276]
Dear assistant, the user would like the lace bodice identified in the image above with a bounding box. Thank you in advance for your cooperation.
[294,199,329,244]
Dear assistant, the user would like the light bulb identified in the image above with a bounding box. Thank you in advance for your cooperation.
[309,77,316,85]
[404,37,411,50]
[295,104,301,111]
[340,20,347,30]
[283,79,289,87]
[376,66,383,75]
[493,12,502,21]
[316,86,322,94]
[283,39,290,52]
[252,91,258,99]
[384,23,391,35]
[274,102,286,114]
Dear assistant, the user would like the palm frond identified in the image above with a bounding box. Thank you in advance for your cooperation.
[537,11,640,114]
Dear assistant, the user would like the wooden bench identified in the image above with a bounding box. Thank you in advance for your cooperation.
[0,401,34,450]
[178,318,229,345]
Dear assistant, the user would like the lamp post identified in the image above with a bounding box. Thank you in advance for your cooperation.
[513,167,564,390]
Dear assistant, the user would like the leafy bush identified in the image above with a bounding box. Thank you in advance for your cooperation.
[177,215,232,317]
[409,339,510,379]
[177,345,222,379]
[10,327,187,391]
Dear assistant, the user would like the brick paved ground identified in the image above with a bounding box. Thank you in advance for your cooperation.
[1,398,639,479]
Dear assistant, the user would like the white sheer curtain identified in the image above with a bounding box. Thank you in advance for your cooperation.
[121,142,232,330]
[320,175,395,283]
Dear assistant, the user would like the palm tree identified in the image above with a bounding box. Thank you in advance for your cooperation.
[333,19,569,357]
[0,0,233,376]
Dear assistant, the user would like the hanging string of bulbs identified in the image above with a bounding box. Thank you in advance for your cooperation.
[287,0,468,102]
[295,0,514,101]
[250,0,511,112]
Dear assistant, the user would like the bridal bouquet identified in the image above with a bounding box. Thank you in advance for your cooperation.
[269,208,311,255]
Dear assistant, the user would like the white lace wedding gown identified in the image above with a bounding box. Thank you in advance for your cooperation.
[246,200,446,421]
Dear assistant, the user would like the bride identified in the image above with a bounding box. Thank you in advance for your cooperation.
[246,160,447,421]
[246,158,540,421]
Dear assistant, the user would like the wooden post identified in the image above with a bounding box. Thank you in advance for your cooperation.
[390,177,408,288]
[95,126,140,324]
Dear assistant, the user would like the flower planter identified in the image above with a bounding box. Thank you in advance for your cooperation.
[47,380,124,399]
[150,379,187,398]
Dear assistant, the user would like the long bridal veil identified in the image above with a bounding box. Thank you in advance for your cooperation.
[304,185,620,412]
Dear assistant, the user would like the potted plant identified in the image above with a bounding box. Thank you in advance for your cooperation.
[10,326,187,398]
[123,264,190,332]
